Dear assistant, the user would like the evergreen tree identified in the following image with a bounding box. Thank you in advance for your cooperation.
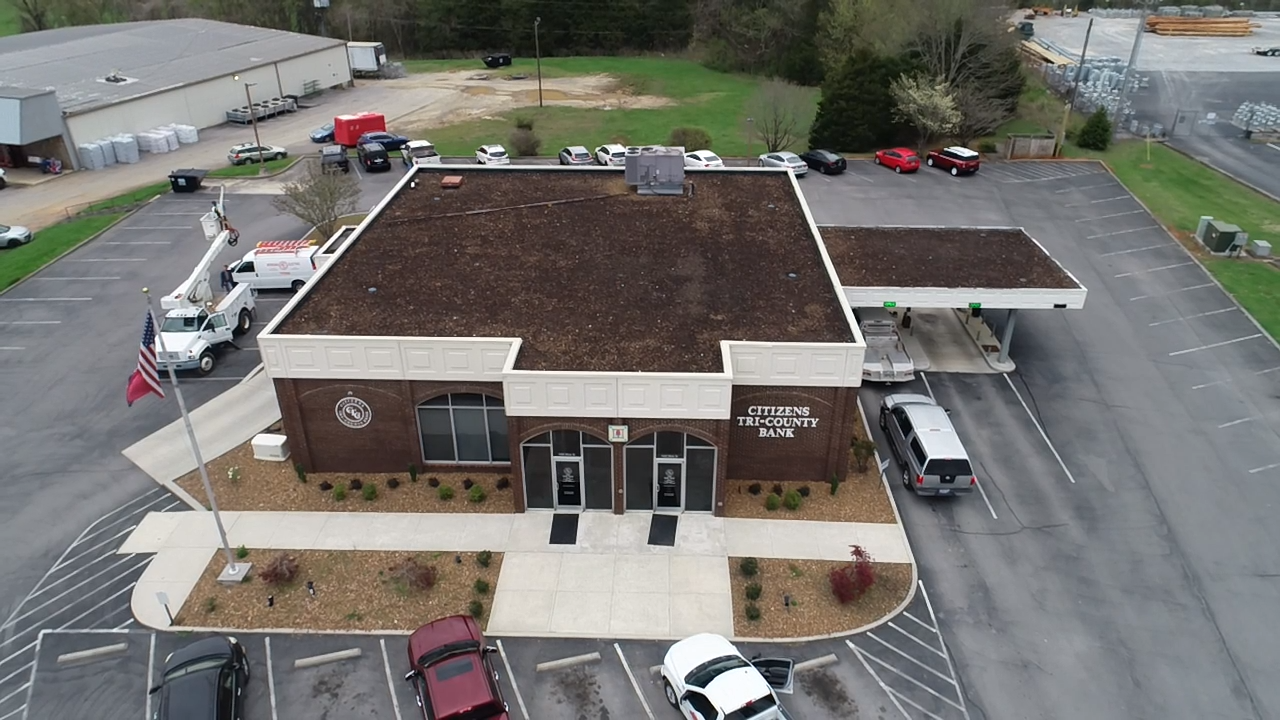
[1076,107,1113,151]
[809,49,916,152]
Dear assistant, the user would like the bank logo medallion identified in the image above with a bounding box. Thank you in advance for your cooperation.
[335,396,372,429]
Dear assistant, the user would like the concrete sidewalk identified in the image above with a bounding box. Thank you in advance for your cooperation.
[124,510,911,640]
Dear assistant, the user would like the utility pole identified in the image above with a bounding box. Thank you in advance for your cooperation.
[534,17,543,108]
[234,75,267,174]
[1121,1,1153,104]
[1058,16,1094,155]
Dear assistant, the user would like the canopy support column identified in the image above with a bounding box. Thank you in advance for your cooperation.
[998,309,1019,365]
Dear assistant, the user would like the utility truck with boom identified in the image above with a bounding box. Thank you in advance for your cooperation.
[156,188,256,376]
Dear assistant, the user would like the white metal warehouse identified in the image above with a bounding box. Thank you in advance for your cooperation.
[0,19,351,170]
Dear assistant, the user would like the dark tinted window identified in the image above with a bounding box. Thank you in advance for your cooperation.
[685,691,718,719]
[909,438,927,466]
[926,459,972,477]
[433,657,476,682]
[656,431,684,459]
[892,408,913,436]
[727,694,778,719]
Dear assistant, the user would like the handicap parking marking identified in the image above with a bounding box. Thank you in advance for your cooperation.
[847,581,971,720]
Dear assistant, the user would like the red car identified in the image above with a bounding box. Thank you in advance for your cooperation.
[405,615,509,720]
[874,147,921,173]
[925,146,981,176]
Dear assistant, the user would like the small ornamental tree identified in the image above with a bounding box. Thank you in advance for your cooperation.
[829,544,877,604]
[889,73,961,153]
[1076,107,1113,151]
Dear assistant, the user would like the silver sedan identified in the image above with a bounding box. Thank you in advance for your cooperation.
[758,151,808,177]
[0,223,33,249]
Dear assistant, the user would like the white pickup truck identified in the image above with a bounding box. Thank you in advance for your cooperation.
[661,634,794,720]
[156,192,257,375]
[857,307,915,383]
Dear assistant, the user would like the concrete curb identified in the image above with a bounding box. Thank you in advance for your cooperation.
[0,199,154,296]
[294,648,362,669]
[534,652,601,672]
[239,362,266,385]
[56,642,130,666]
[1161,141,1280,203]
[209,155,305,181]
[1097,162,1280,355]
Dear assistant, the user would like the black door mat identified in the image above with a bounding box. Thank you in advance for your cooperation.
[549,514,580,545]
[648,514,679,546]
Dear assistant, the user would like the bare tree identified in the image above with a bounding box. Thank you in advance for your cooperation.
[816,0,916,76]
[890,74,961,152]
[272,161,362,241]
[952,88,1013,145]
[748,80,814,153]
[12,0,54,30]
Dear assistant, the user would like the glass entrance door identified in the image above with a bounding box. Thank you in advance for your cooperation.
[554,459,583,510]
[655,461,683,512]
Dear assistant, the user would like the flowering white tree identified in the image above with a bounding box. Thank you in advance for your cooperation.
[889,74,962,152]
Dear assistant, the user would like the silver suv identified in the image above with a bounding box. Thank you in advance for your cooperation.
[878,393,975,496]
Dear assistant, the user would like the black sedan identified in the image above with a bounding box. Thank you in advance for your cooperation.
[357,131,410,152]
[799,149,847,175]
[150,636,249,720]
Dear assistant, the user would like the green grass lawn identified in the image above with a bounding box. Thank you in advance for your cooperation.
[1067,139,1280,338]
[81,182,171,213]
[0,2,19,36]
[0,214,124,291]
[208,156,299,177]
[405,57,816,157]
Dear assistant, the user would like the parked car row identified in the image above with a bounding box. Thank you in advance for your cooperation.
[874,146,982,176]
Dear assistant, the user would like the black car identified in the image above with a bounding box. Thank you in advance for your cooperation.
[358,142,392,172]
[356,131,409,152]
[320,144,350,174]
[799,149,847,175]
[150,636,248,720]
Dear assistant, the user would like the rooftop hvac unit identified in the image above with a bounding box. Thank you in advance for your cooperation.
[624,146,685,195]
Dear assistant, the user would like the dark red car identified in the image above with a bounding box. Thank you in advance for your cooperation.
[874,147,921,173]
[925,146,981,176]
[405,615,510,720]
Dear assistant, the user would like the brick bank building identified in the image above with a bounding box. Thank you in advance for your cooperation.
[258,159,868,516]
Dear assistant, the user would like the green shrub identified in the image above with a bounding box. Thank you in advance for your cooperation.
[468,599,484,618]
[739,557,759,577]
[514,115,534,131]
[744,603,762,621]
[1076,108,1113,151]
[745,582,762,601]
[294,462,307,483]
[408,463,419,483]
[830,473,841,495]
[333,485,347,501]
[362,483,378,501]
[204,597,217,614]
[765,493,781,511]
[782,490,802,511]
[235,545,249,560]
[477,550,493,568]
[977,139,998,154]
[852,439,877,472]
[469,485,487,503]
[668,126,712,150]
[474,578,491,595]
[438,485,455,501]
[509,128,541,157]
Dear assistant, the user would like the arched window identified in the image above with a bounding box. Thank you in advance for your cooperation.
[625,431,716,513]
[417,394,510,464]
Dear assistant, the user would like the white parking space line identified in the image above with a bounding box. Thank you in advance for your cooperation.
[1114,262,1194,278]
[1089,225,1161,239]
[1004,374,1077,484]
[28,277,120,281]
[973,478,998,520]
[0,298,92,302]
[119,226,193,230]
[0,704,23,720]
[1169,334,1263,357]
[149,212,206,216]
[1149,308,1239,326]
[0,347,24,351]
[1218,418,1254,429]
[614,643,655,720]
[1099,244,1171,257]
[1192,379,1229,390]
[379,639,404,720]
[0,321,60,325]
[1054,181,1117,193]
[1065,196,1131,207]
[264,637,280,720]
[1249,462,1280,474]
[145,632,156,720]
[1075,209,1145,223]
[495,640,529,720]
[920,371,935,401]
[65,258,147,263]
[102,241,171,245]
[1131,283,1215,301]
[7,554,147,626]
[1256,366,1280,375]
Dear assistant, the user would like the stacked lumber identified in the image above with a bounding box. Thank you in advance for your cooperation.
[1019,39,1076,66]
[1144,16,1258,36]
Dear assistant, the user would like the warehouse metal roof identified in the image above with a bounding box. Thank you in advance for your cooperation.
[0,19,345,115]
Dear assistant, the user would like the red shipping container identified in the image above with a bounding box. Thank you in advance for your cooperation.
[333,112,387,147]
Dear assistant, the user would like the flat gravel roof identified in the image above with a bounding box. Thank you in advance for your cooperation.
[279,169,854,373]
[820,226,1079,290]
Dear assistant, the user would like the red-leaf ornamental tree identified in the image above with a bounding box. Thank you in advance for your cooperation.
[829,544,877,604]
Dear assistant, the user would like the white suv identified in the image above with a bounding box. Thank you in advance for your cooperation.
[476,144,510,165]
[661,634,793,720]
[595,144,627,166]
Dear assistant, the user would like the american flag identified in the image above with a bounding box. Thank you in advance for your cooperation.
[126,310,165,407]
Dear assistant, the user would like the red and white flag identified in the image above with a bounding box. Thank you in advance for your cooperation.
[126,310,165,406]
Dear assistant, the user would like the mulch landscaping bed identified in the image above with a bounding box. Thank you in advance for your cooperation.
[723,406,897,524]
[729,558,912,639]
[176,443,516,514]
[821,226,1079,289]
[176,550,503,631]
[280,170,854,373]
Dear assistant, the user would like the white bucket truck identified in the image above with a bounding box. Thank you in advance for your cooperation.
[156,188,257,375]
[230,240,320,292]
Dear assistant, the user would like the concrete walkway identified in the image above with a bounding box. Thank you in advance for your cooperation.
[123,510,912,640]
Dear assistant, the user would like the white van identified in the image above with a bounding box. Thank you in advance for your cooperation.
[229,240,320,292]
[402,139,441,167]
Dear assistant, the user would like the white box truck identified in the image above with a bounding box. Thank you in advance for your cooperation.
[347,41,387,76]
[230,240,320,292]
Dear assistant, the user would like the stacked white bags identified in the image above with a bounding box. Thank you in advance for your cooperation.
[172,124,199,144]
[137,130,170,154]
[77,143,106,170]
[112,134,140,164]
[97,138,117,166]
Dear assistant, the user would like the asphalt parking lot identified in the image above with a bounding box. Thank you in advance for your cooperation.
[806,158,1280,718]
[1167,134,1280,201]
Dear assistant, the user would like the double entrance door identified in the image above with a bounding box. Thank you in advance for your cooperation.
[655,460,683,512]
[521,430,613,511]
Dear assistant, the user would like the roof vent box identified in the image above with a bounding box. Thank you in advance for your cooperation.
[440,175,464,189]
[624,146,685,195]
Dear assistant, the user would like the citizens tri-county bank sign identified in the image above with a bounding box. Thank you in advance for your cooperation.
[735,405,819,438]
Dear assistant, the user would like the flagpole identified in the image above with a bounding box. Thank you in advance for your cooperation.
[143,288,240,578]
